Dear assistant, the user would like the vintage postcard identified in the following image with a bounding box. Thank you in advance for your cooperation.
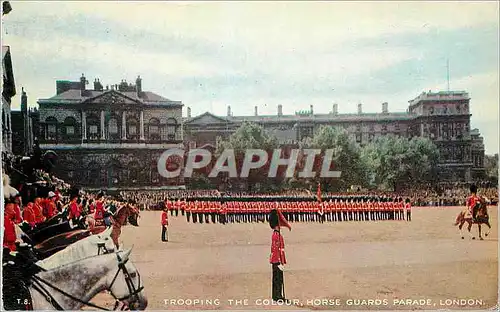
[1,1,498,311]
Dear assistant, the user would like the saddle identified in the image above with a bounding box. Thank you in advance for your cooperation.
[2,244,43,310]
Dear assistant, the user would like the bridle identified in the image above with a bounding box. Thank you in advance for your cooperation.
[30,253,144,311]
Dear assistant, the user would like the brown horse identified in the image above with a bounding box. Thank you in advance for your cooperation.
[454,197,491,240]
[95,203,140,249]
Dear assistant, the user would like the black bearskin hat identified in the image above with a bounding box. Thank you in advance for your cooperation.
[69,187,80,200]
[269,209,279,229]
[470,184,477,194]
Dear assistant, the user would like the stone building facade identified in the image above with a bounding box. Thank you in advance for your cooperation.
[2,45,15,154]
[185,91,486,182]
[37,74,184,190]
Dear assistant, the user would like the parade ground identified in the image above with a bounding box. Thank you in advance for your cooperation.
[92,207,498,310]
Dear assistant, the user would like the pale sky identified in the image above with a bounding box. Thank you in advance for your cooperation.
[2,1,499,154]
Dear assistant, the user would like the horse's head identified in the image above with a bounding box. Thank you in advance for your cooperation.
[108,248,147,310]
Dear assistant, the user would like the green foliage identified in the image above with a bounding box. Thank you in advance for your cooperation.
[301,125,368,191]
[215,122,278,155]
[215,122,279,191]
[361,135,440,191]
[484,153,498,183]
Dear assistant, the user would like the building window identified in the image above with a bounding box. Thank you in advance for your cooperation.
[368,133,375,142]
[109,118,118,134]
[63,117,77,138]
[127,118,139,139]
[148,118,161,140]
[48,125,56,134]
[355,133,362,143]
[45,117,58,140]
[89,125,98,134]
[395,123,400,131]
[128,125,137,135]
[356,124,361,132]
[167,118,177,140]
[429,107,434,115]
[381,125,387,133]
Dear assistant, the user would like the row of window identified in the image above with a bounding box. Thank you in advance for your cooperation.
[43,120,179,141]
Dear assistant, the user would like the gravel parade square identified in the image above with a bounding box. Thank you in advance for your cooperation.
[2,1,499,311]
[83,206,497,310]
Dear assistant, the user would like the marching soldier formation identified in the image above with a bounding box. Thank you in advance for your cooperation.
[161,195,412,225]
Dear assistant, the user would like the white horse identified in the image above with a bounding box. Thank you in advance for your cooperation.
[27,248,147,310]
[36,227,116,270]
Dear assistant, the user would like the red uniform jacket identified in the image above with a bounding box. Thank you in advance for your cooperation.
[68,200,81,219]
[161,211,168,226]
[269,230,286,265]
[44,199,57,219]
[33,199,46,224]
[466,195,480,212]
[3,215,17,251]
[5,203,22,224]
[94,200,105,219]
[23,204,36,227]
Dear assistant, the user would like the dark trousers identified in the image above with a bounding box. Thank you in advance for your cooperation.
[161,225,168,241]
[272,263,284,300]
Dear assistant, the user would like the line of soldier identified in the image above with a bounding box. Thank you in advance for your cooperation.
[163,196,412,224]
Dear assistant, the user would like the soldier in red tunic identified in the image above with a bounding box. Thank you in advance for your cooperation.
[405,198,412,221]
[161,207,169,242]
[68,191,81,227]
[3,194,22,251]
[32,197,46,224]
[23,202,36,229]
[44,191,58,219]
[94,192,105,226]
[269,209,291,302]
[466,184,480,221]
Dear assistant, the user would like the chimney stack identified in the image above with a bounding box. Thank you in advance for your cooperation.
[136,75,142,97]
[187,107,192,118]
[332,103,338,115]
[93,78,103,91]
[357,103,362,114]
[80,73,87,95]
[254,106,258,116]
[382,102,388,114]
[227,105,231,117]
[278,104,283,116]
[310,104,314,115]
[21,87,27,115]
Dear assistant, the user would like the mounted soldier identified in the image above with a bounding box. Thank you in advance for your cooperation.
[466,184,480,222]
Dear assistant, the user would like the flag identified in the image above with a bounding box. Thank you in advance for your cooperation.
[317,182,323,215]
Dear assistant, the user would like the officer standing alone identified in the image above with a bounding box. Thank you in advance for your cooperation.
[161,207,169,242]
[269,209,291,302]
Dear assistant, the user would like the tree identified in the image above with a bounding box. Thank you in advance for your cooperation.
[299,125,368,191]
[361,135,439,191]
[484,154,498,184]
[215,122,279,191]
